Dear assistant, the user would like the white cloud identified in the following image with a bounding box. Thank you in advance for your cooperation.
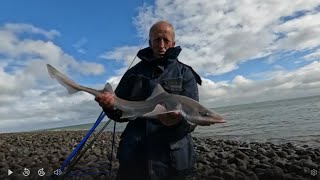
[0,86,102,132]
[100,45,144,75]
[71,61,105,76]
[200,60,320,108]
[2,23,60,39]
[304,48,320,61]
[102,0,320,108]
[73,37,88,54]
[106,0,320,76]
[106,76,122,88]
[0,23,106,132]
[274,16,320,50]
[0,23,105,77]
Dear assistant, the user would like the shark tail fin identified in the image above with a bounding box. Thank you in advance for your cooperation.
[47,64,80,94]
[55,76,79,94]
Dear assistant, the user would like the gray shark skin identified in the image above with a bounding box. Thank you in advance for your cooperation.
[47,64,225,126]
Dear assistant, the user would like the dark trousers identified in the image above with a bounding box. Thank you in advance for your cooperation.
[116,160,149,180]
[116,161,186,180]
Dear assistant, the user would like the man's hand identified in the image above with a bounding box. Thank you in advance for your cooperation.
[158,111,183,126]
[95,92,114,109]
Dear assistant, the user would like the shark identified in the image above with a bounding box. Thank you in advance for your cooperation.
[47,64,225,126]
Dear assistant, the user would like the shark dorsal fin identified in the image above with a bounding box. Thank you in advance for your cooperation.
[104,83,114,94]
[146,84,166,101]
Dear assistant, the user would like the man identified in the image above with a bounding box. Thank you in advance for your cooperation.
[95,21,202,180]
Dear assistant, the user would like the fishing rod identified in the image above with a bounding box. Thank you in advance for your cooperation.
[62,116,112,177]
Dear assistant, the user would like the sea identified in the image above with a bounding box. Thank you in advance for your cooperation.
[48,95,320,147]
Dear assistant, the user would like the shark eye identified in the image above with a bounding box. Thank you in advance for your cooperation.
[199,112,210,116]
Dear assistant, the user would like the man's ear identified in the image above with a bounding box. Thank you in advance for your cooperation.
[173,41,176,47]
[148,40,152,47]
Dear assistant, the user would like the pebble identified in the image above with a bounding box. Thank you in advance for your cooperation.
[302,160,318,169]
[275,151,288,158]
[272,159,286,168]
[0,153,5,160]
[0,131,319,180]
[235,151,248,160]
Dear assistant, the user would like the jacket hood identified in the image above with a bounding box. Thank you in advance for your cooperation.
[136,46,202,85]
[137,46,182,65]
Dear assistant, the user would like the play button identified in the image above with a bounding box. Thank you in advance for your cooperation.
[8,169,13,176]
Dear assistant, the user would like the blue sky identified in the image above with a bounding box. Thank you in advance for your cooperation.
[0,0,151,82]
[0,0,320,132]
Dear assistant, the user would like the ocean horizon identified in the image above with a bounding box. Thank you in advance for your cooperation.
[40,95,320,147]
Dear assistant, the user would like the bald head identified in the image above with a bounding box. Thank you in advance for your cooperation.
[149,21,175,41]
[148,21,176,58]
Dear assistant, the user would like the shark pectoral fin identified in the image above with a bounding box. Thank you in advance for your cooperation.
[143,104,167,117]
[143,104,183,117]
[120,112,137,120]
[127,117,137,120]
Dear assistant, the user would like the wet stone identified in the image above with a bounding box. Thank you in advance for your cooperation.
[1,131,320,180]
[275,151,288,158]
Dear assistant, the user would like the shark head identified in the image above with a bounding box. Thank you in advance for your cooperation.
[198,109,225,124]
[184,105,225,126]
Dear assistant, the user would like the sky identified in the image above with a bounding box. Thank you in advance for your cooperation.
[0,0,320,132]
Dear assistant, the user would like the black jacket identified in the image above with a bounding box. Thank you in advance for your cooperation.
[105,46,201,178]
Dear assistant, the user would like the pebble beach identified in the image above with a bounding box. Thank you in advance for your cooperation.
[0,131,319,180]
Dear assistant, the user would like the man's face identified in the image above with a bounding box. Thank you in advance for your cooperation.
[149,23,175,59]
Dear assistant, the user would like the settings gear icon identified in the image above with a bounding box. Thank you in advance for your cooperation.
[310,169,318,177]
